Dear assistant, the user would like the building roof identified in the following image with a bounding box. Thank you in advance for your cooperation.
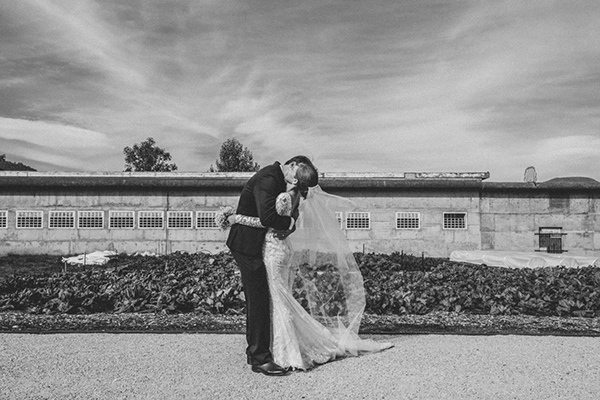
[0,171,488,191]
[0,171,598,193]
[538,176,600,188]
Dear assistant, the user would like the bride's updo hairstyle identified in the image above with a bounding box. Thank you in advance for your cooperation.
[285,155,318,199]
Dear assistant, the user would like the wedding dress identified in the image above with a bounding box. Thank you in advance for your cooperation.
[235,186,392,370]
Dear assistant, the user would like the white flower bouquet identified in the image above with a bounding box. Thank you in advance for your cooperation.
[214,205,235,230]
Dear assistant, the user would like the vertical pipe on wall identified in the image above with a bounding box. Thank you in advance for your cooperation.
[165,188,170,255]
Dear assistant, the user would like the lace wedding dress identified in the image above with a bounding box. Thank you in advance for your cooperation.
[235,186,392,370]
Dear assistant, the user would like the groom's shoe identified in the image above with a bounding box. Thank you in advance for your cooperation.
[251,361,289,376]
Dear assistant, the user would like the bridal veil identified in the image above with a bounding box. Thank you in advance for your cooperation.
[288,185,385,355]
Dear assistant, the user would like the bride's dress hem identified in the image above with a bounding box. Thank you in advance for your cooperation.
[264,230,392,371]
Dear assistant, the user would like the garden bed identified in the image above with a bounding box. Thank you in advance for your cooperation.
[1,252,599,336]
[2,311,599,336]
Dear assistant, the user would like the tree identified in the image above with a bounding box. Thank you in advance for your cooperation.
[210,138,260,172]
[0,154,36,171]
[123,137,178,172]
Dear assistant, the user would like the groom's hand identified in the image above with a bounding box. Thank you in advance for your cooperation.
[291,208,299,222]
[274,213,298,240]
[273,228,294,240]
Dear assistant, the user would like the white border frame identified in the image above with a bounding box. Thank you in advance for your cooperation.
[395,212,421,230]
[196,211,219,229]
[346,212,371,230]
[108,210,136,229]
[167,211,194,229]
[0,210,7,229]
[442,212,467,230]
[16,210,43,229]
[335,212,344,229]
[49,210,76,229]
[138,210,165,229]
[78,210,104,229]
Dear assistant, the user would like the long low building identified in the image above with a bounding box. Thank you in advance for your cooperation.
[0,171,599,257]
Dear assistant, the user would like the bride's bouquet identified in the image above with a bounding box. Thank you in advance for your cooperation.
[214,205,235,230]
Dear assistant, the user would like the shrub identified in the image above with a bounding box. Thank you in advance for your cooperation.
[1,251,599,318]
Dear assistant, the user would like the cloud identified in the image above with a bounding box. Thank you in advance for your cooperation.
[445,1,600,135]
[0,0,599,181]
[0,117,111,149]
[534,135,600,179]
[19,0,147,86]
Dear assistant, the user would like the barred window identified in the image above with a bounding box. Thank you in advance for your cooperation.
[537,227,565,254]
[168,211,193,229]
[346,212,370,230]
[109,211,135,229]
[335,212,343,229]
[443,212,466,229]
[16,211,43,229]
[49,211,75,229]
[0,210,7,228]
[396,212,420,229]
[197,211,218,229]
[78,211,104,229]
[139,211,164,229]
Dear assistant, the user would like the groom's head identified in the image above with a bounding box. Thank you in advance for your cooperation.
[284,156,318,195]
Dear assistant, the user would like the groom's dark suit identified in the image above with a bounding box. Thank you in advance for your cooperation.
[227,162,293,366]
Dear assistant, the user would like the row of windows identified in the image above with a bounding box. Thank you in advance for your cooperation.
[0,210,468,230]
[0,210,219,230]
[337,212,466,230]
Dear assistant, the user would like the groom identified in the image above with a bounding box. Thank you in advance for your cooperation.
[226,156,318,376]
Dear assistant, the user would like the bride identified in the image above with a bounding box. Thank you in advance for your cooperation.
[228,183,393,371]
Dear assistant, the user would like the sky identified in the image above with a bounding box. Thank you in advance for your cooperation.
[0,0,599,182]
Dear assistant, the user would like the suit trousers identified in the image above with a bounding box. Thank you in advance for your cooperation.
[231,250,272,366]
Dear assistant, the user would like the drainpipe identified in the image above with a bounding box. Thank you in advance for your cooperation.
[165,188,170,255]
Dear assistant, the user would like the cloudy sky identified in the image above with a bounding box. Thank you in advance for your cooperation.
[1,0,599,181]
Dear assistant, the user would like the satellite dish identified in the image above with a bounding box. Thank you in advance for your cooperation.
[524,166,537,184]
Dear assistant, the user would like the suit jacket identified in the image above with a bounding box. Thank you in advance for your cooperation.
[226,162,293,258]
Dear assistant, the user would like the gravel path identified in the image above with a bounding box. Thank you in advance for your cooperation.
[1,333,599,399]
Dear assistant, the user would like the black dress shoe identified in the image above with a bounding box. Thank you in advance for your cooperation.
[251,361,289,376]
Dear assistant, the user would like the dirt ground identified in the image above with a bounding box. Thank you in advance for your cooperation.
[2,332,599,399]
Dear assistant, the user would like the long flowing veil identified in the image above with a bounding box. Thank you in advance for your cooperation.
[288,185,372,354]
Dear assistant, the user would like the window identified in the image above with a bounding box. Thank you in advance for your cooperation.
[346,212,370,230]
[537,227,566,254]
[0,211,7,228]
[549,196,569,209]
[168,211,193,229]
[139,211,164,229]
[49,211,75,229]
[335,212,343,229]
[443,213,466,229]
[109,211,135,229]
[396,212,420,229]
[16,211,43,229]
[78,211,104,229]
[196,211,218,229]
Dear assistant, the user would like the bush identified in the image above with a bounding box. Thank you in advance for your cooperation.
[0,252,244,315]
[359,253,600,317]
[1,251,599,318]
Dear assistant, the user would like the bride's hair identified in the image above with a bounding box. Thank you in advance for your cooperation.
[285,155,314,167]
[285,155,318,198]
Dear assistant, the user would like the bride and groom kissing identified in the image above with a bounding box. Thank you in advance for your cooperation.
[226,156,392,376]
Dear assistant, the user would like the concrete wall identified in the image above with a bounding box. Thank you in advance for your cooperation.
[0,187,238,256]
[480,192,599,255]
[1,172,599,258]
[347,191,481,256]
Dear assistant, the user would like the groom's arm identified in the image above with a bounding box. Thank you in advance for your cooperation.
[254,175,293,231]
[272,206,298,240]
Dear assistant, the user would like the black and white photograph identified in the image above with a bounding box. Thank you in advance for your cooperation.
[1,1,599,399]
